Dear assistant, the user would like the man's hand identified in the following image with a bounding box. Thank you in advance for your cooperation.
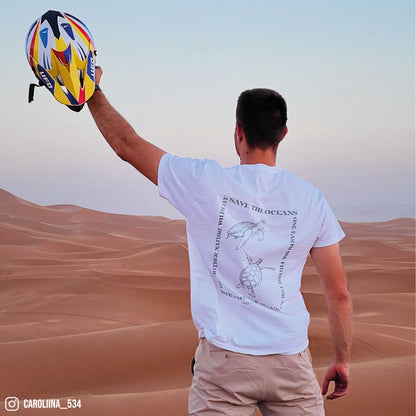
[310,243,353,400]
[95,65,103,85]
[321,360,350,400]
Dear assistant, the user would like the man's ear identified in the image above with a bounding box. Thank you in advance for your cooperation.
[280,126,288,142]
[235,122,244,141]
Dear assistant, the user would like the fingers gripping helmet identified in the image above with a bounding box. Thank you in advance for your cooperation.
[26,10,96,111]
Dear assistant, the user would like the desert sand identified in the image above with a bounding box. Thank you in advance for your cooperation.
[0,188,414,415]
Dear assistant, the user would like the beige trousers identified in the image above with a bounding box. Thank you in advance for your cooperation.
[189,338,324,416]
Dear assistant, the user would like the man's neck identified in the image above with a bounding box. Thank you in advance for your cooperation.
[239,147,277,167]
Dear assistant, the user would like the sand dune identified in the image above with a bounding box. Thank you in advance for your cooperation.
[0,188,414,415]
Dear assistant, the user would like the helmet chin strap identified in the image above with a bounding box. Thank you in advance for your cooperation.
[28,78,84,112]
[28,80,44,103]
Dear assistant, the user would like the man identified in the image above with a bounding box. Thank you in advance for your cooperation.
[88,66,352,415]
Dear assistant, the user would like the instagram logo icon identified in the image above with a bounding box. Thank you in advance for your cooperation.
[5,397,19,411]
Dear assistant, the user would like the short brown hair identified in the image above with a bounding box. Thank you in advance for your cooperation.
[236,88,287,149]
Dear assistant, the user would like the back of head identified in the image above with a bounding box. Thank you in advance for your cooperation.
[236,88,287,150]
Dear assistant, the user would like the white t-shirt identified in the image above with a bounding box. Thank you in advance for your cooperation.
[158,153,345,355]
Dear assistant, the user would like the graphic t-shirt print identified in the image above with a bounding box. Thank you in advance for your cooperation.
[227,220,265,250]
[212,195,298,312]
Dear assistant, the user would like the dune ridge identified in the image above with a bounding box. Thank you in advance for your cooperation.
[0,188,414,415]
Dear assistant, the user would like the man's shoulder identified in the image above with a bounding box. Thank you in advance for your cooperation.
[280,168,321,191]
[162,153,219,168]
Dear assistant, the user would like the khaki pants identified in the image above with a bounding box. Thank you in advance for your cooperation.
[189,338,324,416]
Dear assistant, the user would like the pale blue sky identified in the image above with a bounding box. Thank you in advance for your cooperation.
[0,0,414,221]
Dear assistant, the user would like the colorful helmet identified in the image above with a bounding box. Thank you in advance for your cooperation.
[26,10,96,111]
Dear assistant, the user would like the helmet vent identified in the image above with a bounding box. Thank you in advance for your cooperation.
[40,28,49,47]
[61,22,75,40]
[75,42,87,60]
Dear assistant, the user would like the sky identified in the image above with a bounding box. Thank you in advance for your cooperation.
[0,0,414,222]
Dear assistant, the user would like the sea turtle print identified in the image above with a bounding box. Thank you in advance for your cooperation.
[227,220,266,250]
[236,252,274,298]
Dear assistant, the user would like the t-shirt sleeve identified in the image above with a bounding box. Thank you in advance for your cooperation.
[158,153,205,217]
[313,197,345,247]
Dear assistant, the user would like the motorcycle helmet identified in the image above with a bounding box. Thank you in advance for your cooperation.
[26,10,96,111]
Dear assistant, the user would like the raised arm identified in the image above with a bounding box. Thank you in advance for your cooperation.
[87,67,166,185]
[310,243,353,400]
